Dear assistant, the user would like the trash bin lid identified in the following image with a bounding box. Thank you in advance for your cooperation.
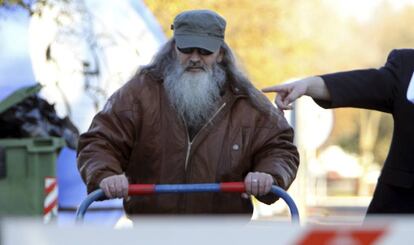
[0,83,42,114]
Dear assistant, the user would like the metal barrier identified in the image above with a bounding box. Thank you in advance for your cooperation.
[76,182,300,223]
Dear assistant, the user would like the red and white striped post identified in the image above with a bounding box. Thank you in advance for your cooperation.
[43,177,58,223]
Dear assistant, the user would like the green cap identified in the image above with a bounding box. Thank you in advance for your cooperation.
[172,10,226,53]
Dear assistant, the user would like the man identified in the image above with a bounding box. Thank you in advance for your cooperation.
[263,49,414,214]
[77,10,299,215]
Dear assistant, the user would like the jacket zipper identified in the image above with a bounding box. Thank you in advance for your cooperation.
[184,102,227,170]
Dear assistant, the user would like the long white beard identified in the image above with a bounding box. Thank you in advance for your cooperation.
[164,62,226,131]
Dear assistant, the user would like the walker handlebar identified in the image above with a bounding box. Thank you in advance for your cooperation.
[75,182,299,223]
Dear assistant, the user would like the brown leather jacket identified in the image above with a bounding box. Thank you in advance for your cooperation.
[77,74,299,215]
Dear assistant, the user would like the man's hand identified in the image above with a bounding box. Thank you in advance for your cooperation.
[99,174,128,199]
[262,80,308,110]
[262,76,329,110]
[243,172,274,197]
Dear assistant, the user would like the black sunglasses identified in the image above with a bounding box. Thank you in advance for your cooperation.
[177,47,213,56]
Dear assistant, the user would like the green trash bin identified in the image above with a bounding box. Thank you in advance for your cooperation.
[0,84,66,219]
[0,137,65,216]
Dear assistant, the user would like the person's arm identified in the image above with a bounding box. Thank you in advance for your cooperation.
[249,113,300,204]
[316,50,402,112]
[77,82,138,195]
[265,50,403,112]
[262,76,331,110]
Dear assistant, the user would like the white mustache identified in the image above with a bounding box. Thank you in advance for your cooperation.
[185,60,206,71]
[185,65,206,71]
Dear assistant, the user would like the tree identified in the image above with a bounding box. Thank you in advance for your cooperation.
[144,0,414,195]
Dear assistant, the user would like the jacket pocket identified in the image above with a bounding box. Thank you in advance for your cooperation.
[380,167,414,188]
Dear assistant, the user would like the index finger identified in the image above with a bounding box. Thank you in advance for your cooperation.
[261,84,286,93]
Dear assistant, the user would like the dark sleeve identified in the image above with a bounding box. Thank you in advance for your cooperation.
[77,84,139,193]
[251,112,300,204]
[314,49,402,113]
